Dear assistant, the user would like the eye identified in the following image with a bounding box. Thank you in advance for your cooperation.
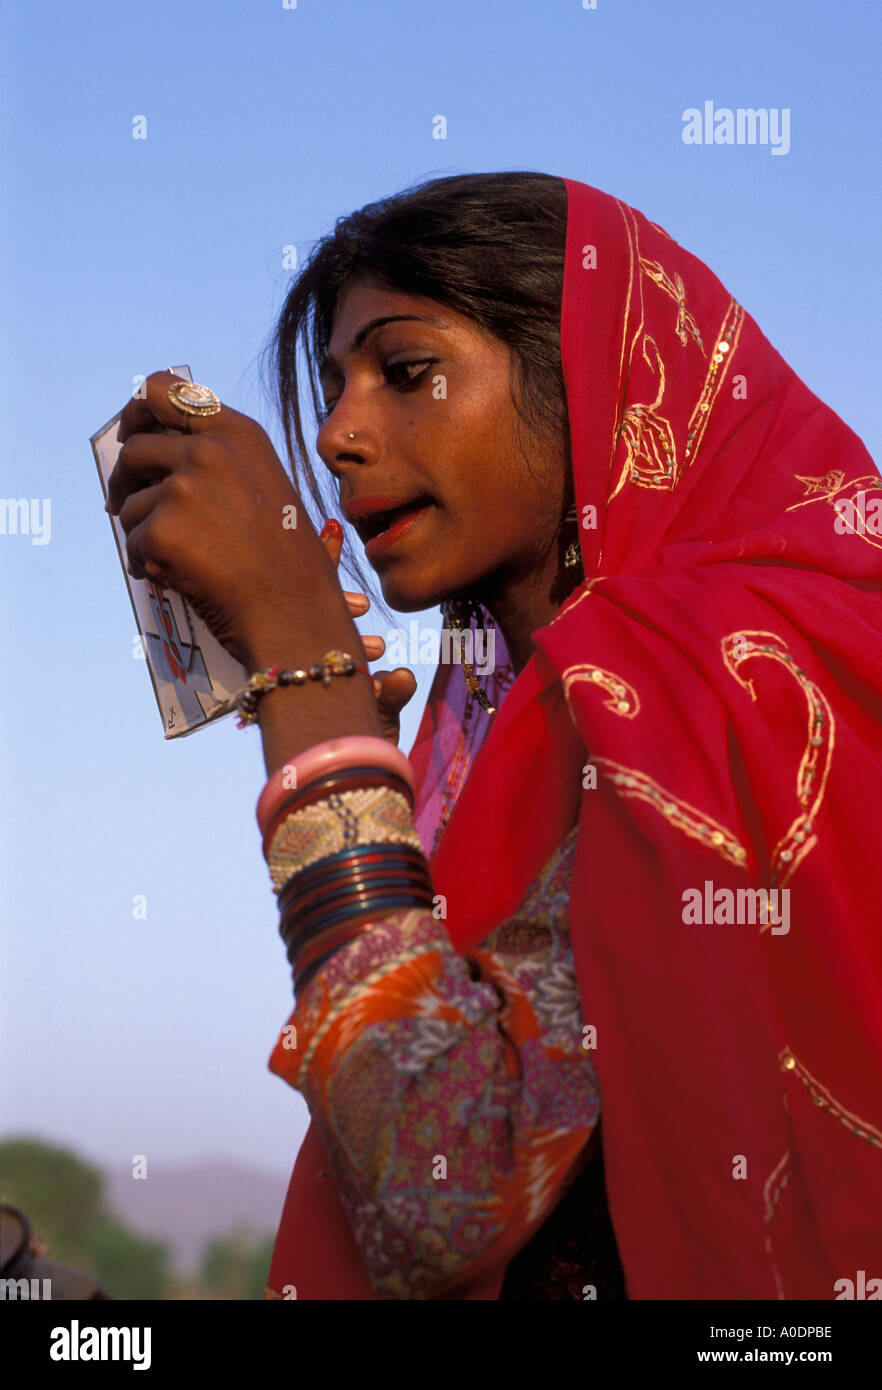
[385,358,435,388]
[318,358,436,425]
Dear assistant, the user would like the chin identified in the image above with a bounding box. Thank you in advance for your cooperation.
[377,577,447,614]
[373,561,460,616]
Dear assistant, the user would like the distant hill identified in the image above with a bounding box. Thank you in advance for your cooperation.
[106,1160,290,1276]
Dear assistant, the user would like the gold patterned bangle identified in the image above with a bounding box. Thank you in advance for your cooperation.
[266,783,424,894]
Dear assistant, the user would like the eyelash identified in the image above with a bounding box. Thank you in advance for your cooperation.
[318,358,435,424]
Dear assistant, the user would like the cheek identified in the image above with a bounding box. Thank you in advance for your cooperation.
[419,380,508,484]
[400,380,536,554]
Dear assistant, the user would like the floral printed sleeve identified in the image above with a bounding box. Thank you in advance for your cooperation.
[267,828,599,1299]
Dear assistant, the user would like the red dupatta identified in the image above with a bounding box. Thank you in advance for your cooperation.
[268,177,882,1300]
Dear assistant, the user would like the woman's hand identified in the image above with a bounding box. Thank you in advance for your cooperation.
[105,371,361,671]
[319,519,418,747]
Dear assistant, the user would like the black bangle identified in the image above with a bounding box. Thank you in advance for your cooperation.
[276,841,430,915]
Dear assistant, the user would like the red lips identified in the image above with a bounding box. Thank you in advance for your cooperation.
[343,494,434,549]
[363,502,432,559]
[342,496,418,524]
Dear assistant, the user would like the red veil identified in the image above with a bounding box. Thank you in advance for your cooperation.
[268,177,882,1300]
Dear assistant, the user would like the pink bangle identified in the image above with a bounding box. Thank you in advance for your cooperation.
[256,736,415,838]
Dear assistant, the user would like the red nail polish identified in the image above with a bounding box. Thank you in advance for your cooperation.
[320,518,343,541]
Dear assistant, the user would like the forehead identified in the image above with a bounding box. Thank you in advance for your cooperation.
[321,279,452,367]
[330,277,441,332]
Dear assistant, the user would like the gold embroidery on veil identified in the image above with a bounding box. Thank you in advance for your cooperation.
[787,471,882,552]
[608,206,744,499]
[722,632,835,888]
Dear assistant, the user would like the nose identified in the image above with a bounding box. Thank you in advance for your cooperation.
[316,410,379,483]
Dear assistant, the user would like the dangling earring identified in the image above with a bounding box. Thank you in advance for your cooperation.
[561,504,582,569]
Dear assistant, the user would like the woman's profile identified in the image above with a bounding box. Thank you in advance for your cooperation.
[106,172,882,1300]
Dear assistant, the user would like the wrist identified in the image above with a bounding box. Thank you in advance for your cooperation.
[235,652,368,727]
[254,666,385,775]
[240,627,351,675]
[237,586,357,673]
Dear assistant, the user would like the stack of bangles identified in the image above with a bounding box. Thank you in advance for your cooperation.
[256,735,434,994]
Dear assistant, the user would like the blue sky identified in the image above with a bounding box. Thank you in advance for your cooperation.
[2,0,880,1181]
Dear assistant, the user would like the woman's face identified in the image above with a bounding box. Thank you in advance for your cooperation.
[316,277,568,613]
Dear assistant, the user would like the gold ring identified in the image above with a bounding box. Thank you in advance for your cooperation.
[167,380,222,418]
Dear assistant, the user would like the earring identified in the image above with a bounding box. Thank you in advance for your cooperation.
[561,504,582,569]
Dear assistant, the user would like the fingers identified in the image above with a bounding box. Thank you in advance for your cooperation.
[369,667,417,746]
[121,492,167,581]
[361,634,386,661]
[318,518,344,567]
[319,519,374,620]
[345,591,369,617]
[372,667,418,711]
[117,370,238,443]
[105,430,182,516]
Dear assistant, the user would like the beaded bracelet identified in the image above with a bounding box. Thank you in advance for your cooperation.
[232,651,369,728]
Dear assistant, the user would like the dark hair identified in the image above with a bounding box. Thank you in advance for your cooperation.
[263,170,570,606]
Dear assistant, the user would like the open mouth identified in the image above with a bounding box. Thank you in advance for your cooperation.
[354,496,434,545]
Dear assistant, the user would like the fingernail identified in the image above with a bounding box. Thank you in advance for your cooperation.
[320,518,343,541]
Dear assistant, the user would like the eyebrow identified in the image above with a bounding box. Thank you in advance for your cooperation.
[319,314,446,379]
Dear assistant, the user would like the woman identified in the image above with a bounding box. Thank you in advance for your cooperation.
[107,173,882,1300]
